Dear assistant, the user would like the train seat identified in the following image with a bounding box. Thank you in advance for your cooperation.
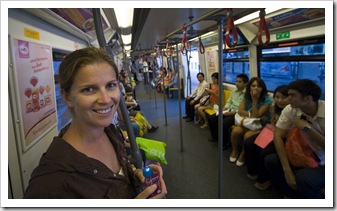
[204,90,231,116]
[169,79,184,98]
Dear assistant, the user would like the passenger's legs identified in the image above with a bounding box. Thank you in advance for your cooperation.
[184,98,193,118]
[264,153,298,198]
[295,166,325,199]
[244,133,259,175]
[230,126,244,161]
[131,122,141,137]
[186,99,199,120]
[222,115,235,147]
[257,143,276,183]
[207,114,218,141]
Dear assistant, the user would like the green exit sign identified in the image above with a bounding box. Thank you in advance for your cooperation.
[276,31,290,40]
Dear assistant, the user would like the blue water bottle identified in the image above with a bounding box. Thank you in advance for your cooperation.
[142,165,162,198]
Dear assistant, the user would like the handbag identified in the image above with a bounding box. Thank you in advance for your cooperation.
[134,112,148,137]
[234,113,262,131]
[285,127,319,168]
[200,95,210,106]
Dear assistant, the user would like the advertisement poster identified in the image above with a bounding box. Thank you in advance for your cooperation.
[11,37,57,151]
[207,50,216,71]
[49,8,109,39]
[252,8,324,30]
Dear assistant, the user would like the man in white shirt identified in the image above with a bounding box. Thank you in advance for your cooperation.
[207,74,248,149]
[183,72,209,122]
[265,79,325,199]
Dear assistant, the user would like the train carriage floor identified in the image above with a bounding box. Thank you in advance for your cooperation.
[132,81,283,199]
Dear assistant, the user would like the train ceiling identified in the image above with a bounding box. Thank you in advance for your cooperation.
[22,8,325,57]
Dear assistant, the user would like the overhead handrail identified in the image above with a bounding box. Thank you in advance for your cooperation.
[225,8,238,48]
[198,36,205,54]
[164,8,224,39]
[258,8,270,46]
[181,25,189,55]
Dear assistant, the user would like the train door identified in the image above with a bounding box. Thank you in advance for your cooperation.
[180,49,200,96]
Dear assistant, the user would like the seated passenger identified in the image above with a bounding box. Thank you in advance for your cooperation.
[165,70,179,98]
[119,82,158,133]
[194,72,219,129]
[230,77,272,167]
[129,111,159,133]
[207,74,248,150]
[264,79,325,199]
[155,67,167,93]
[243,85,289,190]
[183,72,209,122]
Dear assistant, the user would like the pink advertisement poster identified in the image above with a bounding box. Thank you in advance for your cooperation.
[207,51,216,71]
[11,38,57,150]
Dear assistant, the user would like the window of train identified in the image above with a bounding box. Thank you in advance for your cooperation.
[258,38,325,100]
[222,47,250,84]
[52,51,72,132]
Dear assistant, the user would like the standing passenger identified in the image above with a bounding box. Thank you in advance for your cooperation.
[265,79,325,199]
[183,72,209,122]
[23,47,167,199]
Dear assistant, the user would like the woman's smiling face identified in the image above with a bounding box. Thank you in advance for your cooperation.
[64,62,120,128]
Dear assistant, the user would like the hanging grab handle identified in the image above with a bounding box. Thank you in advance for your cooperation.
[225,8,238,48]
[181,25,189,55]
[258,8,270,46]
[166,38,171,57]
[198,36,205,54]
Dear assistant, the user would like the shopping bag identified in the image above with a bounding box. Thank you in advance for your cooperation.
[136,137,168,165]
[285,127,319,168]
[134,112,147,137]
[254,124,275,149]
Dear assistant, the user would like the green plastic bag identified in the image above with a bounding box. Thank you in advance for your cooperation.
[136,137,168,165]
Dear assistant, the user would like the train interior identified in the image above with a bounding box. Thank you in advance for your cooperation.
[4,1,333,207]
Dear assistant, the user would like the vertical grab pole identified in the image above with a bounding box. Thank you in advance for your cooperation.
[216,16,225,199]
[92,9,143,169]
[162,54,168,126]
[185,52,191,96]
[175,42,184,152]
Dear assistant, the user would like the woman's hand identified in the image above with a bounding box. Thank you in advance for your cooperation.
[134,164,167,199]
[250,89,260,102]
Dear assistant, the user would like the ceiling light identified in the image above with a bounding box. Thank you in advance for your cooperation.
[189,31,215,42]
[114,8,134,28]
[125,45,131,51]
[121,34,132,45]
[234,8,281,25]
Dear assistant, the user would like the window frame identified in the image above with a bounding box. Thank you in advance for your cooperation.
[257,37,325,99]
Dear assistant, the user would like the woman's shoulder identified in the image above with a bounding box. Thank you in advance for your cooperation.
[263,95,273,104]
